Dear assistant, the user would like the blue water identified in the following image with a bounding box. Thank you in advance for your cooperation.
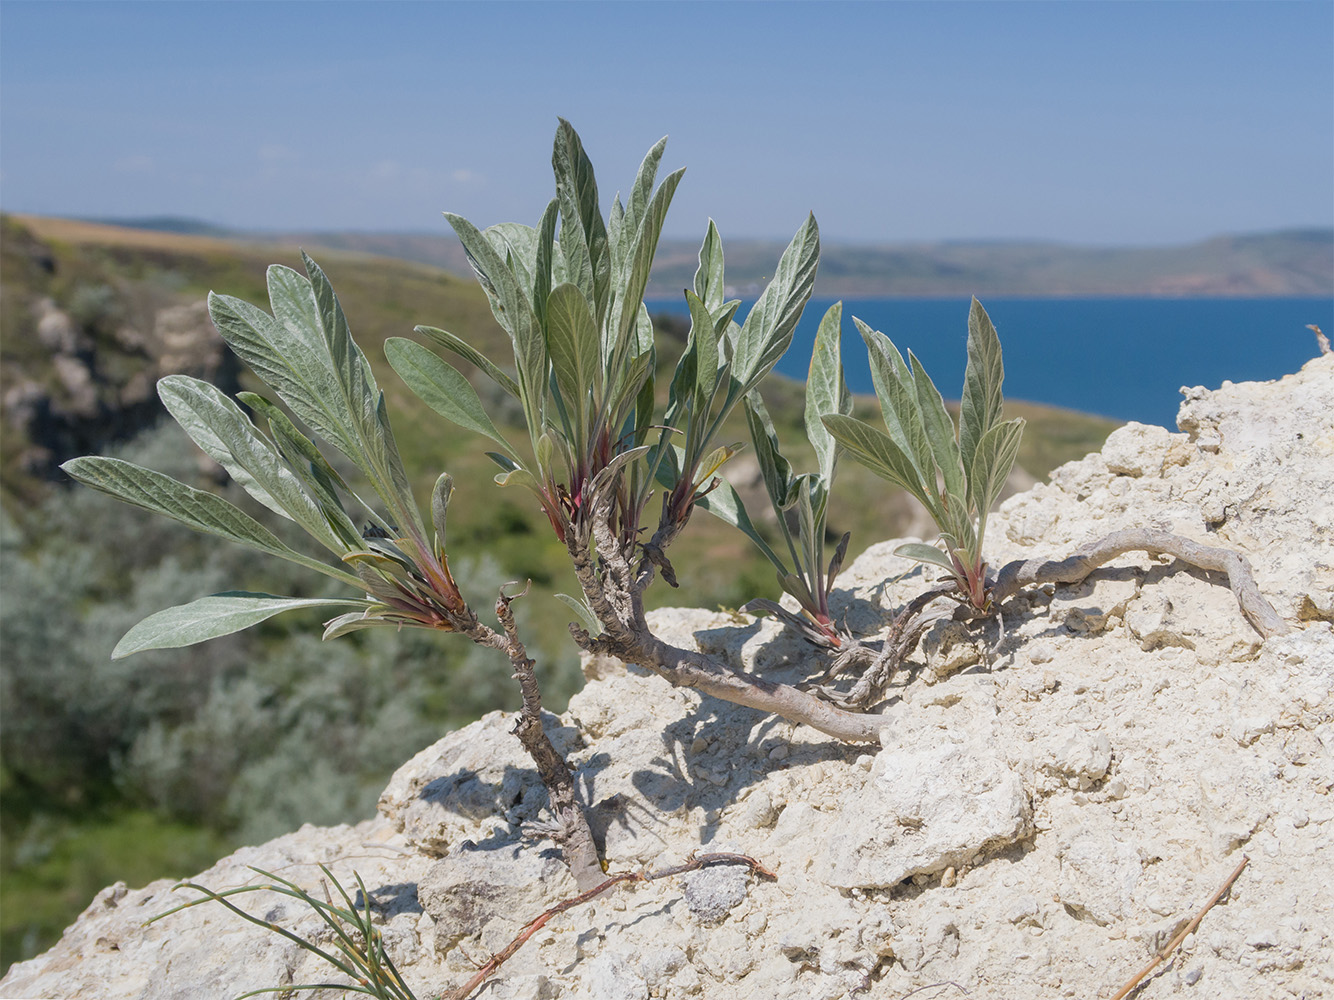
[647,297,1334,427]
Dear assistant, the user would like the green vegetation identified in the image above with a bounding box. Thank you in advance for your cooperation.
[824,299,1024,612]
[0,204,1119,975]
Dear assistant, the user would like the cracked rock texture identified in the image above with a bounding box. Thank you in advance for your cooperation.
[4,355,1331,1000]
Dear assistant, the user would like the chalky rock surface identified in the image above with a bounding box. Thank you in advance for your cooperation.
[4,355,1332,1000]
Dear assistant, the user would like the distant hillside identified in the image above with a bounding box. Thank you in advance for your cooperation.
[84,216,1333,298]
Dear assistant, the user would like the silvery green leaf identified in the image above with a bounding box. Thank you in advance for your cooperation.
[322,609,400,640]
[385,338,514,453]
[744,392,794,512]
[213,262,421,544]
[536,432,555,479]
[967,417,1025,542]
[853,317,934,491]
[907,350,966,504]
[545,283,601,429]
[158,375,345,553]
[485,222,541,295]
[686,289,719,409]
[623,136,667,253]
[820,415,943,521]
[959,298,1006,472]
[608,349,654,433]
[301,252,381,426]
[208,288,358,461]
[555,593,602,636]
[61,456,363,590]
[693,220,726,311]
[532,198,559,327]
[238,392,368,545]
[610,165,684,357]
[444,211,545,432]
[805,301,852,484]
[608,194,625,269]
[552,119,610,322]
[113,592,371,658]
[415,325,520,398]
[495,465,544,493]
[893,542,958,573]
[632,364,656,447]
[732,215,820,394]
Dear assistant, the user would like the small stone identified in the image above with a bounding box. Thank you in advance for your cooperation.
[1245,929,1279,949]
[1184,966,1203,986]
[1292,809,1310,829]
[683,865,748,925]
[941,866,957,888]
[690,737,709,755]
[768,744,789,761]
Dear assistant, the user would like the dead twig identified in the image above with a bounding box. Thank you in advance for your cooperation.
[442,853,776,1000]
[1108,854,1249,1000]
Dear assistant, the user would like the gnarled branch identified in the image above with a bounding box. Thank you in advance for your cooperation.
[991,527,1290,638]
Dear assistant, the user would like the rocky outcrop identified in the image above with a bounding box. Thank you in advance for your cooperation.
[1,223,240,488]
[4,356,1331,1000]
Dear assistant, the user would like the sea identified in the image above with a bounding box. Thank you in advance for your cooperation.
[646,296,1334,428]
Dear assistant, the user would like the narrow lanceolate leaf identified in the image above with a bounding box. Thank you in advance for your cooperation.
[685,289,719,409]
[430,472,454,555]
[443,212,544,423]
[322,610,401,640]
[555,593,602,636]
[967,417,1025,536]
[744,393,793,512]
[959,298,1006,472]
[113,592,372,658]
[208,289,359,461]
[485,222,541,295]
[545,283,601,424]
[158,376,345,553]
[553,119,611,322]
[415,326,520,398]
[893,542,958,574]
[64,456,299,558]
[532,198,560,328]
[820,415,940,517]
[693,220,726,311]
[61,456,366,589]
[805,301,852,484]
[385,338,514,454]
[301,253,381,439]
[622,136,668,257]
[907,351,966,505]
[732,215,820,393]
[694,477,786,574]
[238,392,367,545]
[610,166,684,355]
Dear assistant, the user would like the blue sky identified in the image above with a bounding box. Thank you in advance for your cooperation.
[2,1,1331,245]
